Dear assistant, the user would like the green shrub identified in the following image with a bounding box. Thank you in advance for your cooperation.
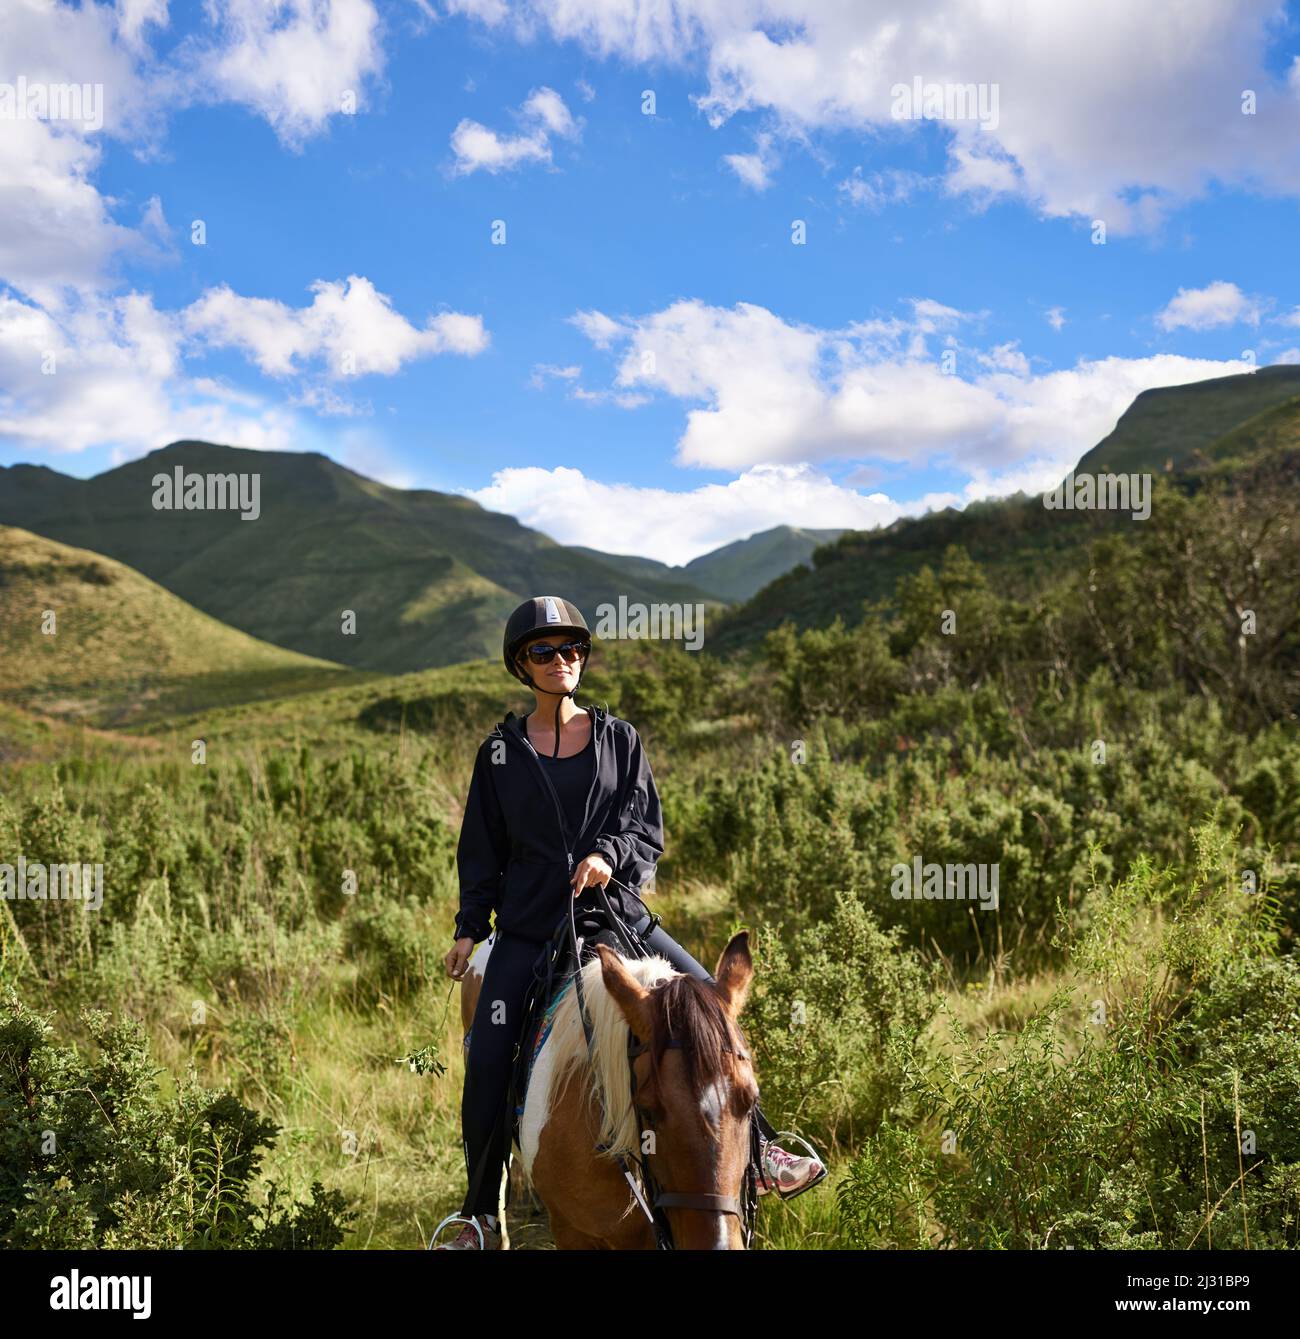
[0,992,354,1249]
[745,893,939,1150]
[836,822,1300,1249]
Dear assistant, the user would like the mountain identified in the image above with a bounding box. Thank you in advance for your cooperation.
[0,526,353,725]
[563,548,718,597]
[711,367,1300,653]
[572,524,846,603]
[0,441,725,674]
[1182,385,1300,471]
[683,526,845,601]
[1075,364,1300,475]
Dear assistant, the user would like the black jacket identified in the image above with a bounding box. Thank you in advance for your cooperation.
[453,705,664,945]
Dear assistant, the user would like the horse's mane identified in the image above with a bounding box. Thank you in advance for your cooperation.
[518,953,740,1185]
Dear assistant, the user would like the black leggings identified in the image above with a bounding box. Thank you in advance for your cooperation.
[460,912,779,1216]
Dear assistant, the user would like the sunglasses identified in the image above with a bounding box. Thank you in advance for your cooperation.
[523,639,591,666]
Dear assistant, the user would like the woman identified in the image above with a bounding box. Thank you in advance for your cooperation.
[437,595,824,1249]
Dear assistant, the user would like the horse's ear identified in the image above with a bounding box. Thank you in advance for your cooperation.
[595,944,655,1038]
[712,932,753,1019]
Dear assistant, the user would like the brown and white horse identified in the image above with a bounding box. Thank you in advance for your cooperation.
[460,931,758,1248]
[526,934,757,1249]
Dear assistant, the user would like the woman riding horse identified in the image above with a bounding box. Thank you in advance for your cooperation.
[437,596,825,1249]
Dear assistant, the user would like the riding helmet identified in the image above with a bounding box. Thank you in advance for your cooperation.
[502,596,590,684]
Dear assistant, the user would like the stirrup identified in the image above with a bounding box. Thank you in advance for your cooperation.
[427,1212,485,1249]
[759,1130,829,1202]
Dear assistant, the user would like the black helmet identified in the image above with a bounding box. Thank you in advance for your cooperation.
[502,596,590,684]
[503,596,592,758]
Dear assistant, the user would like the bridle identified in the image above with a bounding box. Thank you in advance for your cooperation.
[625,1030,760,1246]
[568,881,759,1250]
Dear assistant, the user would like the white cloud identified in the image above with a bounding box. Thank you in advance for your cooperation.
[182,276,488,376]
[941,142,1022,205]
[568,308,626,349]
[0,0,169,302]
[723,131,777,190]
[839,166,927,210]
[0,1,382,303]
[1156,280,1262,332]
[1046,306,1066,331]
[571,296,1252,477]
[449,117,551,172]
[444,0,510,25]
[523,85,578,137]
[909,298,970,333]
[116,0,169,52]
[977,342,1031,376]
[0,2,476,460]
[0,289,297,455]
[570,385,649,409]
[0,275,486,455]
[193,0,385,148]
[723,149,770,190]
[528,361,646,404]
[529,362,582,388]
[0,119,135,304]
[450,85,580,174]
[451,0,1300,232]
[290,383,373,417]
[463,462,916,566]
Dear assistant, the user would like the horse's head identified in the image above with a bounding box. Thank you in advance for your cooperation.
[596,933,758,1250]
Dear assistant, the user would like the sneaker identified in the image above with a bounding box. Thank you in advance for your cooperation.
[756,1141,826,1199]
[433,1215,502,1249]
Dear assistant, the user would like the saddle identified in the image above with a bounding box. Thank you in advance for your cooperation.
[506,899,653,1159]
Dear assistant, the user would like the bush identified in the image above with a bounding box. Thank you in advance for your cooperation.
[0,992,355,1249]
[836,822,1300,1248]
[745,893,939,1150]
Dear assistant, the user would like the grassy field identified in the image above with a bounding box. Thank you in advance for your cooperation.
[3,632,1296,1248]
[2,395,1297,1249]
[0,526,358,726]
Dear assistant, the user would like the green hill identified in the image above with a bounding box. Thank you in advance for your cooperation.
[711,367,1300,654]
[1075,363,1300,475]
[562,547,719,598]
[683,525,845,602]
[0,441,726,674]
[572,524,845,602]
[0,526,357,725]
[1172,388,1300,476]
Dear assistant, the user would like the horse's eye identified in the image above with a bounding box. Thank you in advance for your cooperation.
[731,1081,759,1118]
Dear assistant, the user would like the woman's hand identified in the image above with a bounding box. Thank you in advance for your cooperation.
[445,936,476,980]
[570,852,613,897]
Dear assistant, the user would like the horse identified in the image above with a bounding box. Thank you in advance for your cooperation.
[459,929,759,1249]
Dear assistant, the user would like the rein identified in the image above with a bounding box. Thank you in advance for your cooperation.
[567,879,758,1250]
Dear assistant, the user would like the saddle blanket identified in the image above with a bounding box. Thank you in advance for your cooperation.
[514,974,576,1123]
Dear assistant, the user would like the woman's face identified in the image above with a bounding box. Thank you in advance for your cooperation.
[518,633,586,693]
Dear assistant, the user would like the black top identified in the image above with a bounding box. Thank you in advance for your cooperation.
[534,716,595,841]
[455,707,665,944]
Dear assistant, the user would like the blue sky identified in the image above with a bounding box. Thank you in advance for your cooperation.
[2,1,1299,563]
